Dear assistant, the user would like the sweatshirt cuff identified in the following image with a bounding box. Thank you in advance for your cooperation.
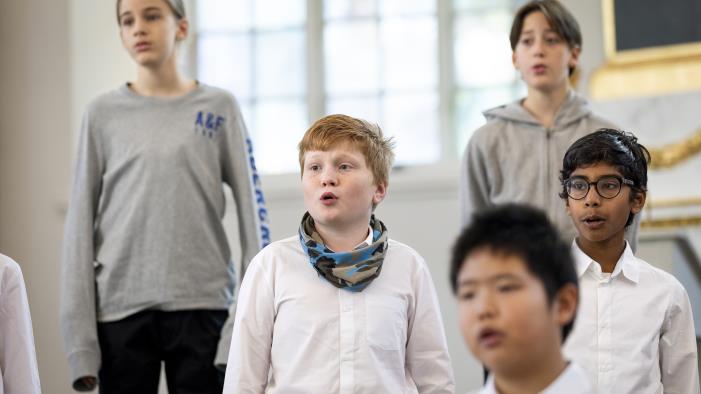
[68,349,100,391]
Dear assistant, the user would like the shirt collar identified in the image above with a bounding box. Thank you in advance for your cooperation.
[358,225,374,248]
[480,362,592,394]
[571,239,639,283]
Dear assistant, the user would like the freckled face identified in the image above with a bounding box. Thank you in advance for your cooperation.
[302,145,386,233]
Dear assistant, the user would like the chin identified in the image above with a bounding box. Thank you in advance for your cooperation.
[309,212,342,226]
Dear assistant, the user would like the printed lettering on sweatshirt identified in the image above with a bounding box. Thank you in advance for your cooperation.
[195,111,225,138]
[246,137,271,247]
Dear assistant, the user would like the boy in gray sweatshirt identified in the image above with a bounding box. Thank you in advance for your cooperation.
[60,0,268,392]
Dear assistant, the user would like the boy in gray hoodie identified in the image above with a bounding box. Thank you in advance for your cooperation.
[459,0,638,248]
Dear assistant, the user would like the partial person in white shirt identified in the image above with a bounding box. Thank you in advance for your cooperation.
[559,128,699,393]
[0,253,41,394]
[451,204,591,394]
[223,114,454,393]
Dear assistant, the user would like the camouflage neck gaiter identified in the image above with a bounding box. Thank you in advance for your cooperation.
[298,212,388,292]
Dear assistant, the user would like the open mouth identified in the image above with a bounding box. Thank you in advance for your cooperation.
[320,192,337,203]
[477,328,505,348]
[582,215,606,229]
[532,64,546,73]
[135,42,151,51]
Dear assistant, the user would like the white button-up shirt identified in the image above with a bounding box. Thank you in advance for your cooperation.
[0,254,41,394]
[473,362,592,394]
[564,241,699,393]
[224,235,454,393]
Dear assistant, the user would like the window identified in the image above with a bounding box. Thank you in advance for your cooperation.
[323,0,439,166]
[194,0,522,174]
[453,0,526,155]
[195,0,308,173]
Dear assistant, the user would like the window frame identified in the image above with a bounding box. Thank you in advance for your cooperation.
[189,0,521,174]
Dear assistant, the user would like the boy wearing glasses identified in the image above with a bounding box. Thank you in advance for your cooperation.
[560,128,699,393]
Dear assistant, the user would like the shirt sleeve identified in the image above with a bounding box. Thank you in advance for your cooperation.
[0,258,42,394]
[459,136,491,229]
[222,255,275,393]
[216,95,271,367]
[59,109,103,390]
[405,259,455,393]
[659,282,699,394]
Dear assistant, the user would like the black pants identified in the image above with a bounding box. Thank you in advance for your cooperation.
[97,309,227,394]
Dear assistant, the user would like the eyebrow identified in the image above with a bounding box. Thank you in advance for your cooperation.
[119,6,162,19]
[306,152,360,161]
[521,26,556,33]
[570,173,622,181]
[458,273,521,287]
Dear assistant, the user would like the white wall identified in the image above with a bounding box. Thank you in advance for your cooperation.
[69,0,134,146]
[0,1,73,393]
[560,0,607,94]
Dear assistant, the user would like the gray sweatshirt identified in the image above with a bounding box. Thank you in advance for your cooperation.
[459,90,639,248]
[60,83,270,388]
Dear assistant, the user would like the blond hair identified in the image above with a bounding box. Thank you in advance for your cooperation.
[298,114,395,185]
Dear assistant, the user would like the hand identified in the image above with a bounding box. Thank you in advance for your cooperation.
[74,376,97,391]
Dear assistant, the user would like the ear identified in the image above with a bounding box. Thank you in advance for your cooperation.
[630,190,646,215]
[512,51,518,69]
[568,46,581,70]
[175,17,189,41]
[373,181,387,205]
[553,283,578,329]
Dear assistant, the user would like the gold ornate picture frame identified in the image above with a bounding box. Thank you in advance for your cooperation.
[591,0,701,100]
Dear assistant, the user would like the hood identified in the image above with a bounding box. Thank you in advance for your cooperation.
[482,90,593,128]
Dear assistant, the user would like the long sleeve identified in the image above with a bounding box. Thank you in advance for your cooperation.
[459,137,491,229]
[659,284,699,394]
[222,257,274,393]
[59,110,103,390]
[215,97,270,367]
[405,262,455,393]
[0,257,41,394]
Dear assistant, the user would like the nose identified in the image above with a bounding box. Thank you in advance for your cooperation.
[320,167,337,187]
[475,291,497,321]
[584,184,601,207]
[132,17,147,36]
[533,37,545,56]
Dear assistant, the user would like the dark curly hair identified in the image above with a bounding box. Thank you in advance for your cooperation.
[559,128,650,226]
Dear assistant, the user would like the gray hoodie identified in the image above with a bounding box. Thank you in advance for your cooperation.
[459,90,639,248]
[60,83,270,389]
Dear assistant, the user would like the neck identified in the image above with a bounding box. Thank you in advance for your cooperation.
[131,59,194,97]
[315,218,370,253]
[522,84,570,128]
[493,350,567,394]
[576,233,626,273]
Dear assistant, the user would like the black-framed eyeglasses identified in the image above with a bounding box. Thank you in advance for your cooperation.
[564,175,635,200]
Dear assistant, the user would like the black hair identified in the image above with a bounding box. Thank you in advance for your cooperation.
[559,128,650,226]
[450,203,578,340]
[510,0,582,76]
